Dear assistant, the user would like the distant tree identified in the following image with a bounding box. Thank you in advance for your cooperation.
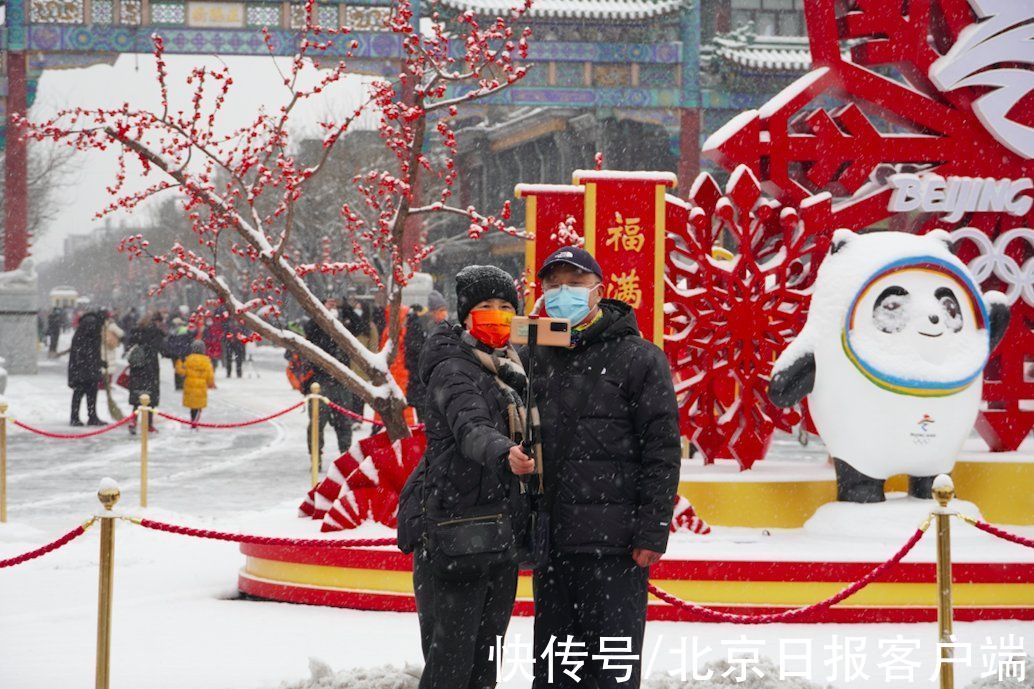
[0,142,78,257]
[21,0,533,437]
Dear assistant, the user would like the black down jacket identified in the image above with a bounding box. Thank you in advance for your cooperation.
[417,324,529,535]
[127,324,166,407]
[67,311,104,389]
[303,317,348,390]
[522,299,680,556]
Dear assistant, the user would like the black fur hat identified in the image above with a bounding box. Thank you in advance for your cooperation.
[455,265,519,324]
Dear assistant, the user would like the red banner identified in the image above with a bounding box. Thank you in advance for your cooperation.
[514,183,585,312]
[574,171,676,347]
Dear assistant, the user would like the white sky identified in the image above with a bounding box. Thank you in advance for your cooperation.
[30,52,373,259]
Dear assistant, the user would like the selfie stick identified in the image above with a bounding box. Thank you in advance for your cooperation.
[520,317,538,493]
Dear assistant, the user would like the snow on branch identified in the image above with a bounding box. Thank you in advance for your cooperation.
[19,0,535,437]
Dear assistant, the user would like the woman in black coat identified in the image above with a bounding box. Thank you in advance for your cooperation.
[402,266,533,689]
[126,313,167,432]
[67,310,105,426]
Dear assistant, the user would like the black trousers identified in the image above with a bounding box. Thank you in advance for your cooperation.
[71,386,99,421]
[306,382,353,458]
[532,552,649,689]
[224,344,245,378]
[348,387,365,418]
[413,549,518,689]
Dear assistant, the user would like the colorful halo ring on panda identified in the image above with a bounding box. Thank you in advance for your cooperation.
[841,255,991,398]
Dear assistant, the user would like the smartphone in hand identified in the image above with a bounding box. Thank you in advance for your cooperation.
[510,316,572,348]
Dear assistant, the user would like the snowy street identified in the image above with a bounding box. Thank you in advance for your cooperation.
[3,0,1033,683]
[0,347,1030,689]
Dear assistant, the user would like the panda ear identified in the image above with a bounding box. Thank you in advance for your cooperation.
[926,229,954,253]
[985,291,1011,350]
[830,229,856,255]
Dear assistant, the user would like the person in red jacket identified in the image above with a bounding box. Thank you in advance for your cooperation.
[202,318,224,371]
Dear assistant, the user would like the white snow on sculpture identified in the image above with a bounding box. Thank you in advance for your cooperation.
[773,229,1003,480]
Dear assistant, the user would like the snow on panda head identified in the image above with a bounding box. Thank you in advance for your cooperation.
[810,229,991,396]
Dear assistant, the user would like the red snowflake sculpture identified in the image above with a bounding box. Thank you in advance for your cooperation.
[703,0,1033,451]
[299,427,426,531]
[665,167,832,469]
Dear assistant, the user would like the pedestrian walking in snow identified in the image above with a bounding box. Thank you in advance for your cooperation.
[304,296,353,466]
[524,247,681,689]
[47,306,63,355]
[126,312,168,433]
[341,289,378,423]
[398,265,531,689]
[176,340,215,428]
[165,317,194,391]
[223,318,246,378]
[67,310,106,426]
[202,317,224,372]
[404,289,448,423]
[100,312,125,419]
[101,314,123,374]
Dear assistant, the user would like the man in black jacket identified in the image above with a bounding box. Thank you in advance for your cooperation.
[67,310,106,426]
[304,297,353,466]
[404,290,448,423]
[47,307,63,354]
[526,247,681,689]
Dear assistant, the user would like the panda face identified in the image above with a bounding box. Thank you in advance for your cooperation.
[872,284,964,337]
[844,264,990,389]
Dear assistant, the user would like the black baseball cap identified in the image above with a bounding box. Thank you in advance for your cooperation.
[537,246,604,280]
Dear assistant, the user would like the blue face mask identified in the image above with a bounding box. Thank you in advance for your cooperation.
[544,285,596,324]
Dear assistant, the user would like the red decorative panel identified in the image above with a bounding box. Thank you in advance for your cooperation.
[701,0,1034,450]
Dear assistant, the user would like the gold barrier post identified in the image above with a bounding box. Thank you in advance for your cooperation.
[0,401,7,523]
[96,480,120,689]
[139,394,150,508]
[309,382,321,487]
[933,474,955,689]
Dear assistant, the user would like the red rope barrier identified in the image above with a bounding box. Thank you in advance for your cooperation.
[321,398,382,425]
[12,415,134,440]
[967,519,1034,549]
[322,398,424,432]
[154,401,305,429]
[0,521,94,568]
[647,527,927,624]
[134,517,398,548]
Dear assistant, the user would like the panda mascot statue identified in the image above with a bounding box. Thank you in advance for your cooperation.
[769,229,1011,503]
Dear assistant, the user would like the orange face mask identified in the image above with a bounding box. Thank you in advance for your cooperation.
[468,309,514,349]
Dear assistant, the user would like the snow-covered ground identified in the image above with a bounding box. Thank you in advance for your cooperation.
[0,346,1030,689]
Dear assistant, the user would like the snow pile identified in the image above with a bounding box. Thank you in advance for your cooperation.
[803,493,986,541]
[278,658,421,689]
[645,657,831,688]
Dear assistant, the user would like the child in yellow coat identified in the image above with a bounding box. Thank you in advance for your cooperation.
[176,340,215,428]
